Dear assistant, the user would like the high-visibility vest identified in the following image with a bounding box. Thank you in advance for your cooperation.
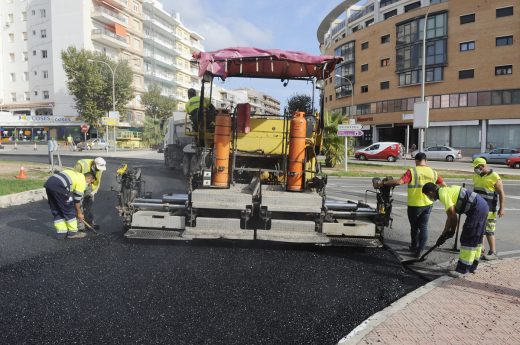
[407,166,438,207]
[185,96,211,115]
[473,171,500,211]
[74,158,102,194]
[455,186,478,214]
[57,169,87,202]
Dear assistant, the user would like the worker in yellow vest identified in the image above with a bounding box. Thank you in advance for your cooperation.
[185,88,215,132]
[73,157,107,230]
[44,169,94,239]
[472,157,505,260]
[377,152,445,257]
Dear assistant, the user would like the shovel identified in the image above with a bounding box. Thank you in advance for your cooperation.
[402,243,441,265]
[82,219,98,235]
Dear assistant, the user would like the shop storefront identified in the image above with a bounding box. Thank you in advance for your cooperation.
[0,112,84,143]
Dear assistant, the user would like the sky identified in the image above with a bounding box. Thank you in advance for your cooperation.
[160,0,342,110]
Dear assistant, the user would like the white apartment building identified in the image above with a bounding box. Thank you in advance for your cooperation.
[142,0,203,111]
[0,0,145,141]
[235,88,281,116]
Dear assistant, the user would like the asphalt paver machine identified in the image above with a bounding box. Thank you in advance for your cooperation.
[118,47,395,246]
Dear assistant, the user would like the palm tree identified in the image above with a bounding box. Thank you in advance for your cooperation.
[322,112,345,168]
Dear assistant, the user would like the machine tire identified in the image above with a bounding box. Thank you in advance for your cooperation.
[514,162,520,169]
[446,155,454,162]
[358,154,366,161]
[182,154,190,176]
[387,155,396,162]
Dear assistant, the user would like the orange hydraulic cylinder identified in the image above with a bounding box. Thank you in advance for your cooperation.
[287,112,307,191]
[212,111,232,187]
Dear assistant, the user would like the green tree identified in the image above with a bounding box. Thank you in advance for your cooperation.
[322,111,345,168]
[61,46,134,128]
[142,116,162,147]
[141,84,177,147]
[287,94,312,115]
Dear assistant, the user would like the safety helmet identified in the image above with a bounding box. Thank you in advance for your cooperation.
[472,157,486,168]
[94,157,107,171]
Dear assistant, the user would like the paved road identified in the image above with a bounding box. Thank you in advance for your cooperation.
[0,155,424,345]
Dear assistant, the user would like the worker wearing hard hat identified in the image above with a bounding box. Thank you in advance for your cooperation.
[185,88,215,132]
[44,170,95,239]
[73,157,107,230]
[472,157,505,260]
[422,182,489,278]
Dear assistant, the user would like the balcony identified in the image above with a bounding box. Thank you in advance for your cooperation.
[144,34,173,51]
[92,6,128,27]
[348,3,375,23]
[144,16,174,36]
[92,28,128,48]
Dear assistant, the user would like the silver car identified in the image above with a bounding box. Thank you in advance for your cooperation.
[412,146,462,162]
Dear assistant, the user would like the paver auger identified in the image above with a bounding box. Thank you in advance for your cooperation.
[118,47,395,246]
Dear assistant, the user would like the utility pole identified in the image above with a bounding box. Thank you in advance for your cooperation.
[419,5,431,153]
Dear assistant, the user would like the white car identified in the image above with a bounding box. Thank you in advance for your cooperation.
[412,146,462,162]
[77,138,109,151]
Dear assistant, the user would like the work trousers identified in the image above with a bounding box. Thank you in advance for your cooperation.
[407,204,433,252]
[82,194,95,225]
[485,211,497,236]
[45,188,79,239]
[455,197,489,274]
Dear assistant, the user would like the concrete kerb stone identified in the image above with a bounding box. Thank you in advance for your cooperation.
[337,275,453,345]
[0,188,47,208]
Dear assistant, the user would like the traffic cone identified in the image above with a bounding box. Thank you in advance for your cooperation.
[15,166,28,179]
[33,143,38,151]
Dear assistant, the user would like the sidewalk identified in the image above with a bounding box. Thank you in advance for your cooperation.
[340,258,520,345]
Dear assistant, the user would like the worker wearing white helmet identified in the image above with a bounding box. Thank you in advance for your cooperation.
[73,157,107,230]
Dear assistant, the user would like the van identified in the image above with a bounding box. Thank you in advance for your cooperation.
[354,142,402,162]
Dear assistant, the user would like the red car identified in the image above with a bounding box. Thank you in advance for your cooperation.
[506,156,520,169]
[354,142,402,162]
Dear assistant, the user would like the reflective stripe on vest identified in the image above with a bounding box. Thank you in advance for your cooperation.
[455,187,478,214]
[407,166,437,207]
[473,172,499,211]
[53,172,72,191]
[78,159,92,174]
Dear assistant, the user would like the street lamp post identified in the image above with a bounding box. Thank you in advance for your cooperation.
[88,59,120,152]
[335,74,354,172]
[419,5,431,153]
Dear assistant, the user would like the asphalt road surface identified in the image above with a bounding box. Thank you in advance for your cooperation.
[0,155,424,345]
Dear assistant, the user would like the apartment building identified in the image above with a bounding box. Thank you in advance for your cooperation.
[235,88,281,116]
[142,0,203,112]
[0,0,145,141]
[318,0,519,151]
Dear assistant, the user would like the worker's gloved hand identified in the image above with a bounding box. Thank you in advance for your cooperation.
[445,230,455,239]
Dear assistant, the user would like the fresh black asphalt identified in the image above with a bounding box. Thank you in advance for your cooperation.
[0,155,425,344]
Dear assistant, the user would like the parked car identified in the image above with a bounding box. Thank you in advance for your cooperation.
[471,148,520,164]
[77,138,109,151]
[506,156,520,169]
[411,145,462,162]
[354,142,401,162]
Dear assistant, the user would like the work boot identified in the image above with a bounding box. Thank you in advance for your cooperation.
[484,251,499,261]
[67,232,87,239]
[78,222,86,231]
[448,270,465,278]
[414,250,423,259]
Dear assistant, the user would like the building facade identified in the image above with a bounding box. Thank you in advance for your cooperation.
[142,0,203,112]
[318,0,519,152]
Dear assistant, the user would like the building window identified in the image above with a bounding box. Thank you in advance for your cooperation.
[43,70,49,79]
[495,65,513,76]
[496,35,513,46]
[8,33,14,43]
[381,34,390,44]
[22,32,27,41]
[460,13,475,24]
[43,91,49,99]
[380,58,390,67]
[8,13,14,23]
[496,6,513,18]
[33,50,36,56]
[24,92,30,101]
[42,50,48,58]
[404,1,421,13]
[329,95,332,101]
[460,41,475,51]
[361,64,368,72]
[41,29,46,38]
[21,11,27,21]
[31,10,35,15]
[459,69,474,79]
[361,41,369,50]
[40,9,46,18]
[34,90,38,96]
[23,52,28,61]
[361,85,368,93]
[380,81,390,90]
[10,73,16,82]
[9,53,15,62]
[11,93,17,102]
[133,1,139,12]
[23,72,28,81]
[384,9,397,20]
[365,18,374,27]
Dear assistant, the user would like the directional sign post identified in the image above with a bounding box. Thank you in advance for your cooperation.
[337,123,364,173]
[337,130,363,137]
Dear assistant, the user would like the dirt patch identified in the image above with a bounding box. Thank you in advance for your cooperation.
[0,161,50,177]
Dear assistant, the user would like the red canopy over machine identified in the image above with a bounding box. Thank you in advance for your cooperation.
[193,47,343,80]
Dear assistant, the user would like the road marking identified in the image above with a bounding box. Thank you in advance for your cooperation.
[497,249,520,257]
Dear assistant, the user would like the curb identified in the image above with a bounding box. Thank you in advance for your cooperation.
[337,275,452,345]
[0,188,47,208]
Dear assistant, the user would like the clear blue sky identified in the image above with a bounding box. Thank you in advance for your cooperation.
[161,0,341,110]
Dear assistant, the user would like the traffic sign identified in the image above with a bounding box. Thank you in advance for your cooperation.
[108,111,120,119]
[337,130,364,137]
[102,117,119,126]
[338,124,362,131]
[80,124,90,133]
